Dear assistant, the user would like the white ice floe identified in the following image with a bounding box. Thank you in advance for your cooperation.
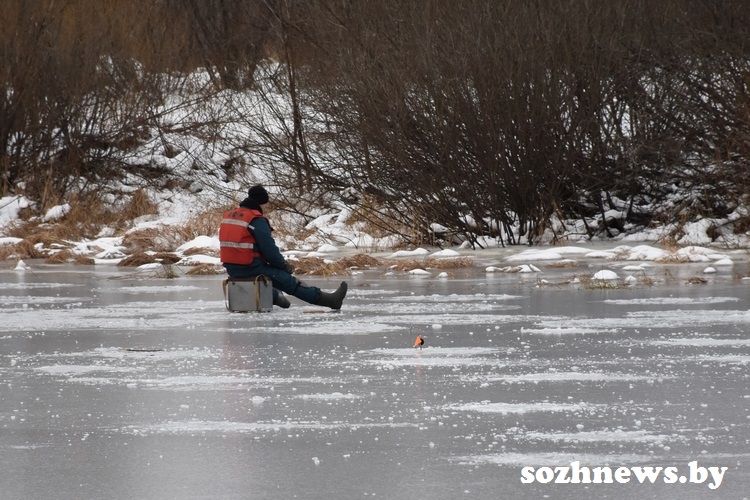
[519,327,617,335]
[137,263,165,270]
[362,347,502,367]
[13,260,31,271]
[603,297,739,305]
[178,254,221,266]
[430,249,461,258]
[97,285,205,294]
[622,245,670,261]
[388,248,429,258]
[35,365,138,375]
[452,452,659,466]
[651,338,750,347]
[621,263,651,271]
[485,264,541,273]
[465,371,662,383]
[524,429,679,444]
[176,235,220,252]
[408,268,431,276]
[297,392,360,400]
[445,401,601,414]
[365,347,500,356]
[123,420,418,436]
[585,250,618,259]
[592,269,618,280]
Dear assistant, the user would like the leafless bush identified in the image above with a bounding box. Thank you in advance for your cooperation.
[257,0,750,244]
[4,0,750,247]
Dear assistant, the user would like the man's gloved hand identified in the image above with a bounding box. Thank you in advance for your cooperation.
[284,262,296,275]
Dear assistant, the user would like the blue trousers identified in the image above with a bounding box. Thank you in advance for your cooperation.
[223,262,321,304]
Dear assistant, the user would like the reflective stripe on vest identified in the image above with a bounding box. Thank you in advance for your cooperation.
[220,241,255,249]
[221,218,250,227]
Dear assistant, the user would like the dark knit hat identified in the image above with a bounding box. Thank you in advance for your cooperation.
[247,184,269,205]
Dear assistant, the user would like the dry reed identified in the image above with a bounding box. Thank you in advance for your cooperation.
[44,249,95,265]
[186,264,224,275]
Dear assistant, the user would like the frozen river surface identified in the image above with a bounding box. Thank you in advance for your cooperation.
[1,263,749,499]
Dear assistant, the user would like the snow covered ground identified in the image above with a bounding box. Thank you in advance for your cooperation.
[1,258,748,499]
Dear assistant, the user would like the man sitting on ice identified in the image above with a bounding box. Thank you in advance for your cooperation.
[219,184,348,310]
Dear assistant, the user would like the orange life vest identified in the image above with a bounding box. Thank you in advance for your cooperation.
[219,208,266,264]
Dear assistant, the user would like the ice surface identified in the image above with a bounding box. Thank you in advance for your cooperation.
[1,264,749,499]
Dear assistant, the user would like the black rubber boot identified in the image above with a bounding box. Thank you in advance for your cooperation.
[315,282,348,310]
[274,293,291,309]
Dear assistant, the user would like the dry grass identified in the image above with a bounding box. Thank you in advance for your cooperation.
[10,189,160,243]
[155,252,182,264]
[686,276,709,284]
[339,253,381,269]
[545,259,579,268]
[292,257,352,276]
[3,240,46,260]
[120,189,160,221]
[0,245,16,260]
[178,209,224,240]
[654,254,690,264]
[290,253,383,276]
[577,274,624,290]
[182,247,219,257]
[117,251,181,267]
[121,226,187,253]
[639,276,657,286]
[9,223,73,244]
[44,249,95,265]
[119,204,226,255]
[3,189,164,262]
[118,252,157,267]
[186,264,224,275]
